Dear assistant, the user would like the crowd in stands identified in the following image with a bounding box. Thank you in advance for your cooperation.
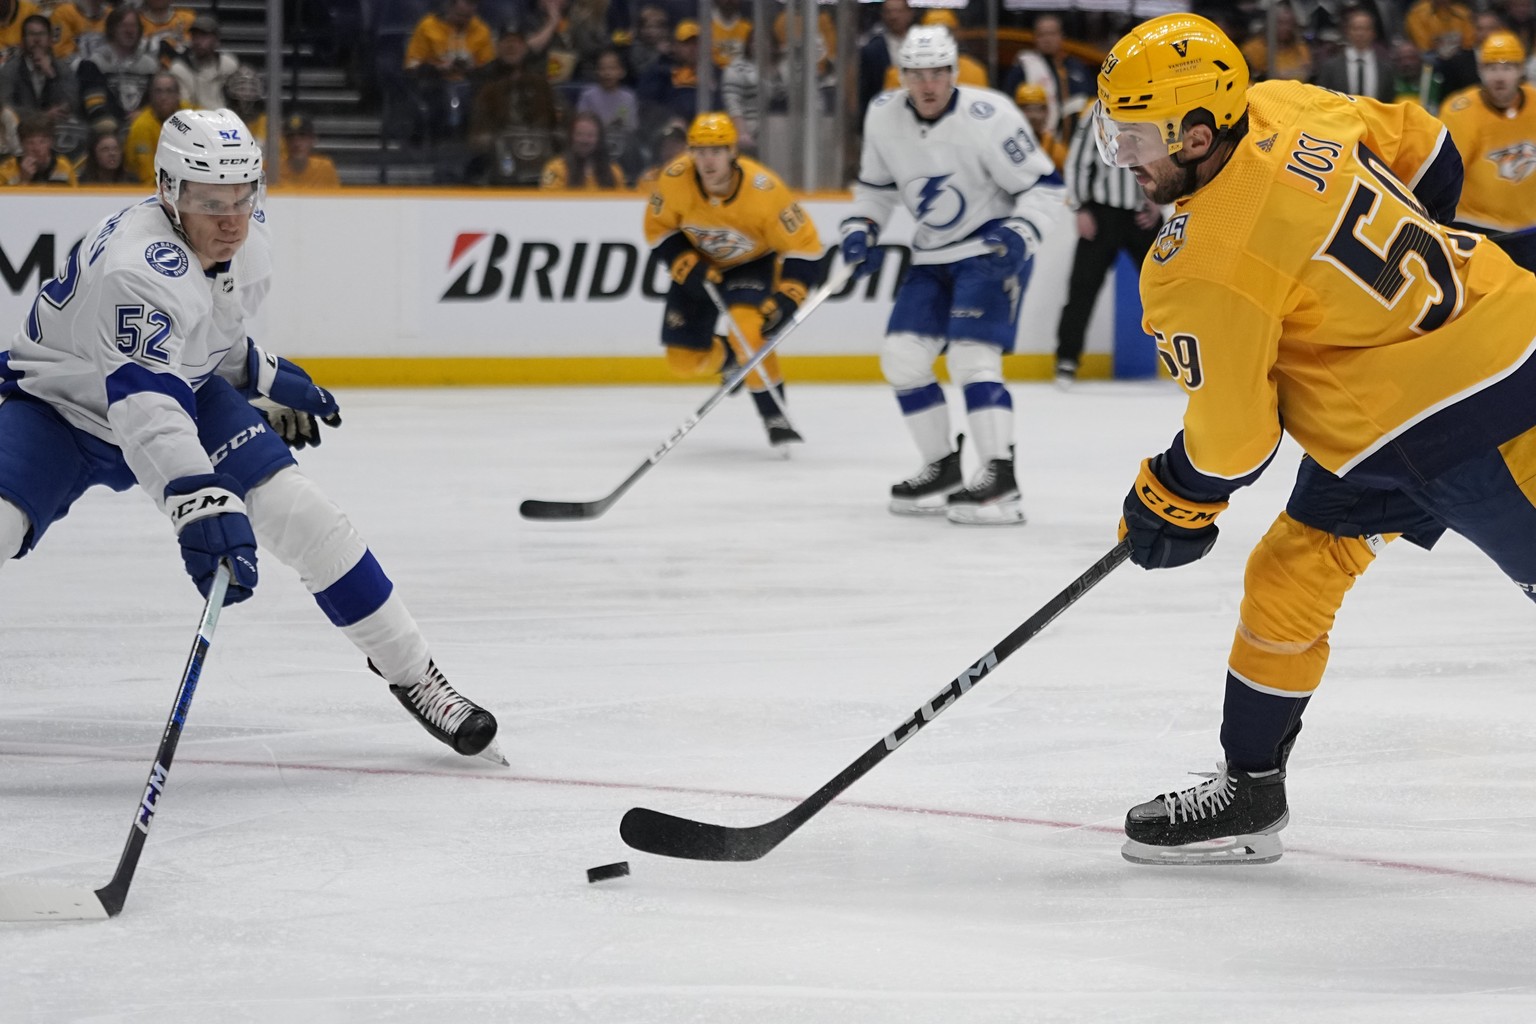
[4,0,1535,189]
[0,0,334,186]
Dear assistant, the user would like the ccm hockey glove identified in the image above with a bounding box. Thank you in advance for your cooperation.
[246,344,341,421]
[165,473,259,604]
[759,281,807,338]
[1119,457,1228,569]
[839,219,884,280]
[669,249,721,295]
[252,398,343,450]
[977,219,1036,281]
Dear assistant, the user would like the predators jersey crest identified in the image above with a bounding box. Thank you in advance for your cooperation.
[1487,141,1536,183]
[1150,214,1188,265]
[686,226,756,262]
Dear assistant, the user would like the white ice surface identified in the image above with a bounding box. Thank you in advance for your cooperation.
[3,383,1534,1023]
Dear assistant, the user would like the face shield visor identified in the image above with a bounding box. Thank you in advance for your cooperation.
[1093,103,1172,168]
[167,180,264,222]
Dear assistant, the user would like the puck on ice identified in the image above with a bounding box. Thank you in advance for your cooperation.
[586,861,630,883]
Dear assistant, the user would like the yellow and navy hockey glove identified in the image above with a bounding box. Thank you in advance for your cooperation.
[1118,457,1228,569]
[759,280,808,338]
[669,249,721,295]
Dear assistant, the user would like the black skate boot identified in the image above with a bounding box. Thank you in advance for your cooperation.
[752,387,802,447]
[1120,761,1289,865]
[372,659,506,765]
[764,414,804,446]
[1054,359,1077,391]
[889,436,965,515]
[944,446,1025,525]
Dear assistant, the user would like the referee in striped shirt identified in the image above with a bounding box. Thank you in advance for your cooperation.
[1054,102,1164,387]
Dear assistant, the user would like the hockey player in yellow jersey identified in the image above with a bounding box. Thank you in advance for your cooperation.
[1094,13,1536,866]
[1437,31,1536,233]
[643,111,824,447]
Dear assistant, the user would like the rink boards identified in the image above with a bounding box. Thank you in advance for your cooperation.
[0,188,1138,385]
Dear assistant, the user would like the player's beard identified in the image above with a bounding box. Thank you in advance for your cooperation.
[1138,156,1201,205]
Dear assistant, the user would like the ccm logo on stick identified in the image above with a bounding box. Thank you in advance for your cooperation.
[883,651,1000,751]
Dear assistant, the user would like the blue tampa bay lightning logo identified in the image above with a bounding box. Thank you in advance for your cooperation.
[145,242,189,277]
[912,174,967,230]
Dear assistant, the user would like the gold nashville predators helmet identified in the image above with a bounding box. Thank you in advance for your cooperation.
[1094,13,1248,168]
[1479,30,1527,66]
[686,112,738,149]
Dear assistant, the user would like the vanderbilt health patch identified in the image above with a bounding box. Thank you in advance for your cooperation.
[145,242,190,277]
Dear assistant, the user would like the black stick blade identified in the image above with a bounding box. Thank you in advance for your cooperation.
[620,806,788,861]
[519,498,608,521]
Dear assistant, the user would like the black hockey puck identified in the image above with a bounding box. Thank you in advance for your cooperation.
[586,861,630,883]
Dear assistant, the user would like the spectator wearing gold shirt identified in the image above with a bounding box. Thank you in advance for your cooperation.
[275,112,341,188]
[0,113,77,185]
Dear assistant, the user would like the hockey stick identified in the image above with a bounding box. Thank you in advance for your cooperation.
[520,257,853,521]
[619,540,1133,861]
[701,279,796,428]
[0,562,231,921]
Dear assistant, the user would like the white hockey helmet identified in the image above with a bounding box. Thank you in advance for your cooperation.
[155,108,265,223]
[898,25,958,70]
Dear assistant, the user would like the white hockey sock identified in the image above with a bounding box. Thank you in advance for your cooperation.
[0,498,27,561]
[247,466,431,685]
[965,406,1014,464]
[903,403,954,465]
[341,592,431,686]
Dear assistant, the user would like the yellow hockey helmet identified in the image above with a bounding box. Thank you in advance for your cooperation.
[1095,13,1248,167]
[1479,30,1527,66]
[686,112,738,148]
[1014,82,1048,106]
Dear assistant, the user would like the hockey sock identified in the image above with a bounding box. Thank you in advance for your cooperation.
[1221,671,1311,771]
[895,385,952,464]
[340,591,431,685]
[750,386,787,420]
[960,381,1014,463]
[664,341,730,379]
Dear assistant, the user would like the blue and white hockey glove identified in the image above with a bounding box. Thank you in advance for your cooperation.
[839,219,884,280]
[977,219,1037,281]
[1118,457,1228,570]
[165,474,258,604]
[246,344,341,422]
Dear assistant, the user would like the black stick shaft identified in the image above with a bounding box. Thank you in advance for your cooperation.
[519,261,852,521]
[94,564,229,916]
[620,541,1132,860]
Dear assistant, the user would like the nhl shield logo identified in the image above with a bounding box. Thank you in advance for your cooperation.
[1151,214,1188,265]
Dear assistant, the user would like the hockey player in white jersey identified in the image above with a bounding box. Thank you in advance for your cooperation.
[0,109,504,763]
[843,25,1066,524]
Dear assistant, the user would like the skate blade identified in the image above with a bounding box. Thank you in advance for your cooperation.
[475,738,510,767]
[945,501,1027,526]
[1120,832,1284,866]
[888,496,955,516]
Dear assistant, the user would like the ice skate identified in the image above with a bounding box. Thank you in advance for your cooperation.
[1120,760,1289,866]
[889,436,965,515]
[763,414,803,448]
[376,659,507,766]
[1054,360,1077,392]
[944,448,1025,525]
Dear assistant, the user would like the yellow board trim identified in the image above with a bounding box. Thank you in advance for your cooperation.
[296,354,1115,387]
